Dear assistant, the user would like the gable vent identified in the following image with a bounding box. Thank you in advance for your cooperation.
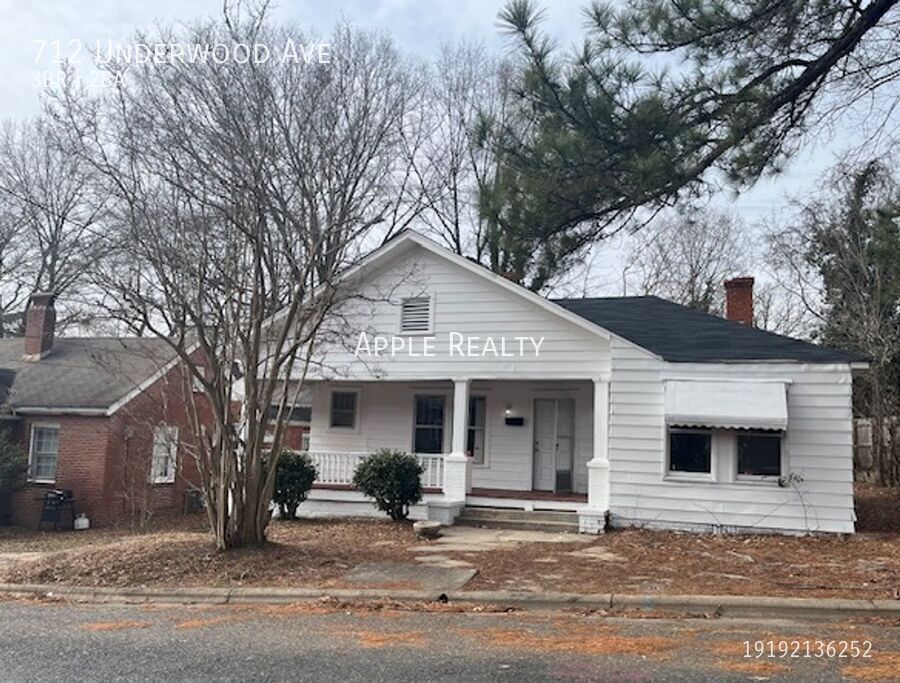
[400,296,432,333]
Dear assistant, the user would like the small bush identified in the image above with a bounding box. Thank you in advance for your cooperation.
[352,449,424,521]
[272,451,317,520]
[0,430,26,492]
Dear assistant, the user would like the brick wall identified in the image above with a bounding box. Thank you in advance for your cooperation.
[7,355,308,528]
[9,360,213,528]
[108,361,210,525]
[10,415,112,527]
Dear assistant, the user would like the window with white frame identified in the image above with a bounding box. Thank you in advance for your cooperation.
[300,432,310,451]
[29,425,59,483]
[329,391,358,429]
[414,395,445,453]
[737,432,782,478]
[668,428,712,476]
[399,296,432,334]
[467,396,486,464]
[150,425,178,484]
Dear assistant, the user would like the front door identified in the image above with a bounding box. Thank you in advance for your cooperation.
[532,398,575,492]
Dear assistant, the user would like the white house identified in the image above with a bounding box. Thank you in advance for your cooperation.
[297,231,866,535]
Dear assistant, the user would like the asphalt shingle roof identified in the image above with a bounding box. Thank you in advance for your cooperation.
[552,296,865,363]
[0,337,176,411]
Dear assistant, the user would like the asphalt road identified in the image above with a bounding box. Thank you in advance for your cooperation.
[0,598,898,682]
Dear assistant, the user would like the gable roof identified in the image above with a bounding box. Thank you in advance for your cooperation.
[553,296,865,364]
[340,231,612,343]
[341,232,864,365]
[0,337,177,413]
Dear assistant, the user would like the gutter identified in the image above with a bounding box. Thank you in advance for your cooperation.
[1,584,898,620]
[13,407,108,417]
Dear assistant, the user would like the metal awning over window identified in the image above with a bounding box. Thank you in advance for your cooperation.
[664,380,788,431]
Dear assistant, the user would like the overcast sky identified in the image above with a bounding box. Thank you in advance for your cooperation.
[0,0,880,293]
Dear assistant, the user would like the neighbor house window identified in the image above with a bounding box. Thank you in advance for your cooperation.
[300,432,310,451]
[29,425,59,483]
[737,432,782,477]
[414,395,445,453]
[329,391,358,429]
[150,425,178,484]
[467,396,486,465]
[668,429,712,475]
[399,296,432,334]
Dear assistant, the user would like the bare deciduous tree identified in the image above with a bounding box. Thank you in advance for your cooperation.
[409,42,517,262]
[769,160,900,485]
[49,8,417,548]
[0,118,106,334]
[623,208,751,314]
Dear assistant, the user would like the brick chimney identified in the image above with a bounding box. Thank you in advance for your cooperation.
[724,277,754,327]
[23,292,56,361]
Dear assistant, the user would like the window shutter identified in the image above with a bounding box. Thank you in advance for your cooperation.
[400,296,431,333]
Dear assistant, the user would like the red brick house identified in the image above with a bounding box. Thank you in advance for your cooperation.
[0,294,211,527]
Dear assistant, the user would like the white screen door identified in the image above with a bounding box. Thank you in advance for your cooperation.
[533,398,575,492]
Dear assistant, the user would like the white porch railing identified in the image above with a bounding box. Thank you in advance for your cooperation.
[306,451,445,490]
[417,454,445,489]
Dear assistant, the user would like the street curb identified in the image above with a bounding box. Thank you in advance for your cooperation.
[1,583,899,619]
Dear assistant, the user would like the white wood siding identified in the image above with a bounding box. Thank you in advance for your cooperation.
[607,338,856,534]
[308,245,611,380]
[309,379,594,493]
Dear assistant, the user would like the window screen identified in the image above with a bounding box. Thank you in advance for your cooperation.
[414,395,445,453]
[737,433,782,477]
[669,430,712,474]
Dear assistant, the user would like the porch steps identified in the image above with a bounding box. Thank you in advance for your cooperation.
[455,506,579,533]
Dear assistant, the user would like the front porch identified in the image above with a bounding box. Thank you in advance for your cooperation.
[301,377,611,531]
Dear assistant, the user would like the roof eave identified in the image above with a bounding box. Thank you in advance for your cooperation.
[13,407,109,417]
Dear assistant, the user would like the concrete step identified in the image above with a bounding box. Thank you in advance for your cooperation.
[455,506,579,533]
[459,506,578,524]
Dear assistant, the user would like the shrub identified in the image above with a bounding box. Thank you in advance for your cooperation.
[272,451,317,520]
[0,431,26,525]
[352,449,424,521]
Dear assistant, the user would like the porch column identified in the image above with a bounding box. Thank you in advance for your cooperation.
[443,378,471,501]
[582,375,610,533]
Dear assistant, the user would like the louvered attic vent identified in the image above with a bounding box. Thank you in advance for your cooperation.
[400,296,431,334]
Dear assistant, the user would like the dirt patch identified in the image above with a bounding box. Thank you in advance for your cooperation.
[327,627,427,648]
[456,622,678,658]
[842,652,900,681]
[855,484,900,534]
[0,515,208,554]
[466,526,900,599]
[81,620,150,632]
[174,615,241,630]
[0,519,419,588]
[716,659,790,676]
[2,485,898,600]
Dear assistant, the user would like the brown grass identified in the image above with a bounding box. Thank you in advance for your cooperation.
[0,519,418,588]
[2,485,898,600]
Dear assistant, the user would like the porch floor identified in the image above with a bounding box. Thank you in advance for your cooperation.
[469,487,587,503]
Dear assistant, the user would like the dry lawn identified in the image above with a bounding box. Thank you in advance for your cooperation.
[1,485,898,600]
